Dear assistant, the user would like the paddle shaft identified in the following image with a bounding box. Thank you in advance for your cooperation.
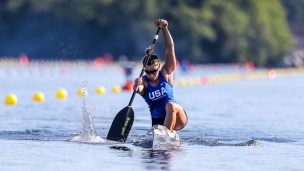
[107,27,161,142]
[127,27,161,107]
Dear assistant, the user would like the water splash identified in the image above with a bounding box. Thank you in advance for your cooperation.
[133,137,153,148]
[132,136,186,150]
[70,93,105,143]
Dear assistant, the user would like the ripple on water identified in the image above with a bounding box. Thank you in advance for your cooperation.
[184,138,263,146]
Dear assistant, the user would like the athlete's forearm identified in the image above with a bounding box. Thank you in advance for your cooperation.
[162,27,176,72]
[155,19,176,73]
[162,27,174,52]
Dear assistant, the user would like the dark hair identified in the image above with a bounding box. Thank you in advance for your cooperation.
[142,54,159,66]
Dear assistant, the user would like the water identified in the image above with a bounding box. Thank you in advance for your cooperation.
[1,64,304,171]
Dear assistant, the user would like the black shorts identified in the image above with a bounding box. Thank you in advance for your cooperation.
[151,111,188,131]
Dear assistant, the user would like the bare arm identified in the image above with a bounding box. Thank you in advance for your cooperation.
[155,19,176,84]
[162,27,176,73]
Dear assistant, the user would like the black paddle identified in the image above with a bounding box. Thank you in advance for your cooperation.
[107,27,161,142]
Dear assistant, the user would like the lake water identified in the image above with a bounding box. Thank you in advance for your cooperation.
[0,62,304,171]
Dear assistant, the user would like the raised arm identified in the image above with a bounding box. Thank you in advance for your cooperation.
[155,19,176,75]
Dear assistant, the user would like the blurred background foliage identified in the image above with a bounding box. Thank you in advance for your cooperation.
[0,0,303,66]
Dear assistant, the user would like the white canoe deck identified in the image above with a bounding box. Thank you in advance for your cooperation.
[147,125,180,149]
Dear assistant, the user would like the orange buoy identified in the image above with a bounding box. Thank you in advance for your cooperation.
[122,81,134,91]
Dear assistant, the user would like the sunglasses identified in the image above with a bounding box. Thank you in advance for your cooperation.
[145,65,160,75]
[144,69,158,75]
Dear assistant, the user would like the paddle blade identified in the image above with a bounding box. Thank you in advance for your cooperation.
[106,106,134,142]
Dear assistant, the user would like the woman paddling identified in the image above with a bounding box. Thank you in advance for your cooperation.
[134,19,188,137]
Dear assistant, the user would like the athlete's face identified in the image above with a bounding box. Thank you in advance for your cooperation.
[145,62,160,81]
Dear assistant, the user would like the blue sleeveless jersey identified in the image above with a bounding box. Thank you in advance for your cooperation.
[142,71,176,119]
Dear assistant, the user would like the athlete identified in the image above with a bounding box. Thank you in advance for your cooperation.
[134,19,188,137]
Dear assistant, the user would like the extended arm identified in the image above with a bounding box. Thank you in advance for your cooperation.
[162,26,176,74]
[155,19,176,83]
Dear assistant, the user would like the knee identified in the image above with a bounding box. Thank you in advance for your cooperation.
[166,102,177,113]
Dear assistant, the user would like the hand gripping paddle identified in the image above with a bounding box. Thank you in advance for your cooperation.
[107,27,161,142]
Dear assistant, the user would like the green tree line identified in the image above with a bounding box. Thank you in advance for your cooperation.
[0,0,303,66]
